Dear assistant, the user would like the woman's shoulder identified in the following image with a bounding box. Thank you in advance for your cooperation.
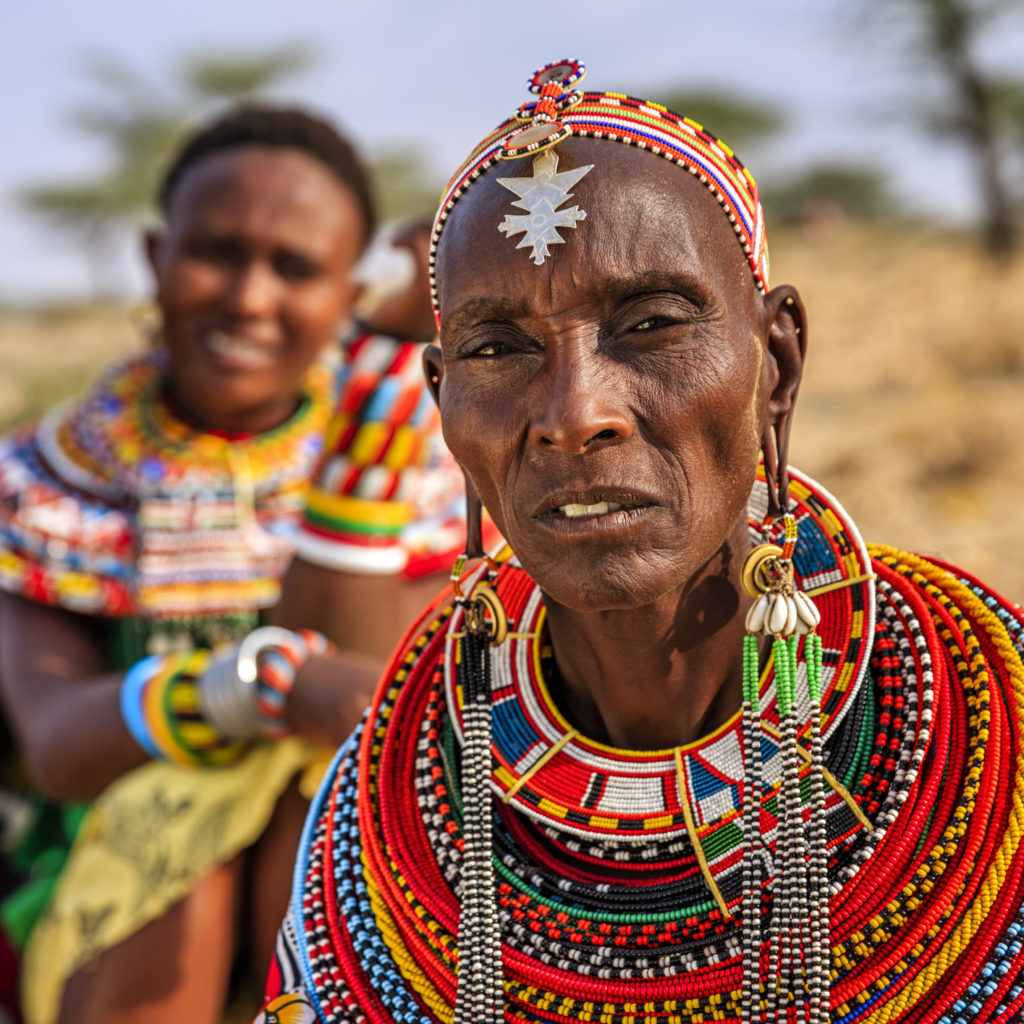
[0,352,161,616]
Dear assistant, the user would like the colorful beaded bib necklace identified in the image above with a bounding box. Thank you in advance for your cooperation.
[0,350,335,628]
[271,468,1024,1022]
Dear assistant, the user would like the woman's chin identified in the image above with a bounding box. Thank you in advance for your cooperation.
[534,555,687,615]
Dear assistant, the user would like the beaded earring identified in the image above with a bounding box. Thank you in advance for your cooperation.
[129,301,163,349]
[450,474,508,1024]
[740,504,828,1024]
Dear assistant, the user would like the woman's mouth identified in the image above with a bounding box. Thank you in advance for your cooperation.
[531,489,660,535]
[205,330,276,370]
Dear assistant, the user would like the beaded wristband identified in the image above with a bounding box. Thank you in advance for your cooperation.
[122,650,247,768]
[197,627,336,742]
[251,628,335,739]
[119,654,164,758]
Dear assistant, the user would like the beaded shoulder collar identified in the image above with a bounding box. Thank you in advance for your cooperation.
[0,350,336,618]
[444,468,874,843]
[37,349,335,503]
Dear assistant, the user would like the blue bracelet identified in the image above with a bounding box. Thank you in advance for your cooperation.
[119,655,163,759]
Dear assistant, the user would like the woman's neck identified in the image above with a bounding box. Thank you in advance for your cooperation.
[162,379,301,438]
[542,523,752,751]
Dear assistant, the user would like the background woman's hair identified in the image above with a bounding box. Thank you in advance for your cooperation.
[157,104,377,251]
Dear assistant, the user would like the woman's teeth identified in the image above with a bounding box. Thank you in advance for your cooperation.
[559,501,623,518]
[206,331,272,366]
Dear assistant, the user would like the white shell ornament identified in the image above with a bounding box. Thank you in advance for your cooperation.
[740,540,820,639]
[745,593,771,634]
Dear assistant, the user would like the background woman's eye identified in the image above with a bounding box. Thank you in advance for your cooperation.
[274,251,320,281]
[185,237,241,265]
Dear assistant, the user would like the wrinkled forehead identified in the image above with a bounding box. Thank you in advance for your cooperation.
[435,137,758,327]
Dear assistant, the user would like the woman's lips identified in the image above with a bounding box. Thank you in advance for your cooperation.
[204,329,277,370]
[530,489,660,533]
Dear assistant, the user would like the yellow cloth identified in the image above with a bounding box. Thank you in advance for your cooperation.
[21,738,322,1024]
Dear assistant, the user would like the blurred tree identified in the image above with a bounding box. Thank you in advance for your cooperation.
[21,46,313,296]
[883,0,1022,256]
[369,149,443,223]
[765,165,895,227]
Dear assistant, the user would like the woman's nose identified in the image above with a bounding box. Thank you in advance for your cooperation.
[527,348,633,455]
[225,261,278,318]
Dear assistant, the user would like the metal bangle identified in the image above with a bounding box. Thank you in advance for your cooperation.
[197,650,260,742]
[197,627,302,741]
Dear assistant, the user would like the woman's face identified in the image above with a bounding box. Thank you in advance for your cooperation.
[148,145,364,434]
[434,139,797,612]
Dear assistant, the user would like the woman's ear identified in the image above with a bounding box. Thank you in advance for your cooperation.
[143,230,163,278]
[422,344,444,407]
[761,285,807,516]
[764,284,806,423]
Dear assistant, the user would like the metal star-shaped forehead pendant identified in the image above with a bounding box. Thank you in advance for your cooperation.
[496,149,594,265]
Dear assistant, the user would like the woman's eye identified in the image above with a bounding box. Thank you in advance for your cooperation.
[274,252,320,281]
[464,335,516,357]
[632,316,668,332]
[186,237,240,265]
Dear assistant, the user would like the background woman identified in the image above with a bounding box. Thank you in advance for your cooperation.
[0,105,381,1023]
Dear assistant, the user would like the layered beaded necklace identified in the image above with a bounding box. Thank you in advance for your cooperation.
[275,469,1024,1022]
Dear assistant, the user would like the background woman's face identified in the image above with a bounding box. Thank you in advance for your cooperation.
[148,145,364,434]
[435,139,781,611]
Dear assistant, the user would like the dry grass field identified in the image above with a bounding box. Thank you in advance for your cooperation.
[2,223,1022,601]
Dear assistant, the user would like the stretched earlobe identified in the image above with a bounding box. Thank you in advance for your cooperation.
[761,422,781,518]
[762,286,807,516]
[462,469,485,559]
[421,343,483,557]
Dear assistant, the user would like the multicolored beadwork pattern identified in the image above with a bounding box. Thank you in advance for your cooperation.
[296,330,478,579]
[0,349,335,619]
[259,469,1024,1022]
[430,60,770,317]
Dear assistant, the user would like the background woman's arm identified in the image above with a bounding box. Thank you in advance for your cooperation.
[0,592,146,801]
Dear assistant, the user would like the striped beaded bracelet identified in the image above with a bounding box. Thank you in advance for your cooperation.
[119,650,247,767]
[251,628,335,739]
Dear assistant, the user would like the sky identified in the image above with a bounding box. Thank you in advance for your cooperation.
[3,0,1023,303]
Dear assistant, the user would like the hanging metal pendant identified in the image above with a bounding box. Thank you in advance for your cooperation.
[496,149,593,265]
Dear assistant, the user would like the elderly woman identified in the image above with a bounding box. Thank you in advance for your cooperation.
[256,62,1024,1024]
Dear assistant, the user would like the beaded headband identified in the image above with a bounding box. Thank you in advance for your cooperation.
[429,59,770,319]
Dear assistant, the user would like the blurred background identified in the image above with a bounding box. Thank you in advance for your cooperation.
[3,0,1023,596]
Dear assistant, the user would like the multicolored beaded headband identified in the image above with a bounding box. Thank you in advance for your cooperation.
[429,59,770,318]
